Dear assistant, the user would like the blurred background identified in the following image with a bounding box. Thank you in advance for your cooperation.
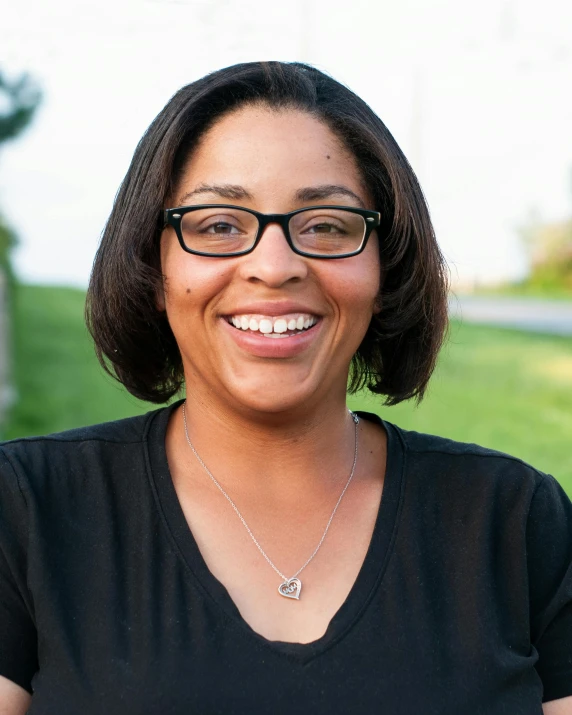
[0,0,571,494]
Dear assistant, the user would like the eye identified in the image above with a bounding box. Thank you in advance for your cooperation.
[300,218,349,236]
[305,221,346,234]
[179,208,258,253]
[187,211,252,236]
[202,221,243,235]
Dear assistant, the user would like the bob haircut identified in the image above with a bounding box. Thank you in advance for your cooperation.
[86,61,448,405]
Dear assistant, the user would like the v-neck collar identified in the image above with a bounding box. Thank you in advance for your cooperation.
[145,401,405,663]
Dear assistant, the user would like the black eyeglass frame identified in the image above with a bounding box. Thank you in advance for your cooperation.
[162,204,382,259]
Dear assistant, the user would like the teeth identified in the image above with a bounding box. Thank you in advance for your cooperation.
[227,313,318,336]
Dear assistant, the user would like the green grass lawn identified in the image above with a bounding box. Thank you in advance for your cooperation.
[4,284,572,495]
[4,284,151,437]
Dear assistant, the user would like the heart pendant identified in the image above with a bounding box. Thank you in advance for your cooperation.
[278,578,302,600]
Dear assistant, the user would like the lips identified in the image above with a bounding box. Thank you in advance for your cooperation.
[220,311,322,358]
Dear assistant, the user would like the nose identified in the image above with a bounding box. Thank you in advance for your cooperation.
[237,222,308,287]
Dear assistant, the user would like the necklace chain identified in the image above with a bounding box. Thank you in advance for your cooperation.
[182,403,359,583]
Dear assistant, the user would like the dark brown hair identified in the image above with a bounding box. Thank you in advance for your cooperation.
[86,61,448,405]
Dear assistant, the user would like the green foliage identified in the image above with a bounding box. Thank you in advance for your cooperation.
[0,70,42,281]
[0,72,42,144]
[0,70,42,427]
[516,214,572,297]
[5,284,572,497]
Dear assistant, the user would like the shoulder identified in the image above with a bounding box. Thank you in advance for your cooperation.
[2,408,158,448]
[0,406,168,496]
[386,423,570,557]
[362,412,551,511]
[393,420,545,482]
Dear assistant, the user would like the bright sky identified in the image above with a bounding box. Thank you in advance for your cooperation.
[1,0,572,287]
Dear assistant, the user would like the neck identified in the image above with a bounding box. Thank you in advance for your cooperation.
[176,388,358,501]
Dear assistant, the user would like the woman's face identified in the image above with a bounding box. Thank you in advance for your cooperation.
[160,105,381,416]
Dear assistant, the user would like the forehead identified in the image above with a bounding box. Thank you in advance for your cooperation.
[174,105,369,206]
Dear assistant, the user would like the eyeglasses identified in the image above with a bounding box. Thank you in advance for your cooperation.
[162,204,381,259]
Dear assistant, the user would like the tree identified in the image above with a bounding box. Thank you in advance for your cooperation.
[0,71,41,432]
[0,71,42,276]
[524,217,572,293]
[0,72,41,143]
[517,173,572,296]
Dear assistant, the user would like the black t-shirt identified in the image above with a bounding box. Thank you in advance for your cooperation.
[1,402,571,714]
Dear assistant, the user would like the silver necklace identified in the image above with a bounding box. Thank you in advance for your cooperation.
[182,403,359,601]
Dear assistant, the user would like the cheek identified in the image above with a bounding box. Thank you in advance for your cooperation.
[329,253,381,346]
[160,239,231,319]
[327,252,381,318]
[359,240,382,312]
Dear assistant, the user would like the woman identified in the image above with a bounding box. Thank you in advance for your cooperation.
[1,62,571,714]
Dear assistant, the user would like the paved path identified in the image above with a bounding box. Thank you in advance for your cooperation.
[449,295,572,337]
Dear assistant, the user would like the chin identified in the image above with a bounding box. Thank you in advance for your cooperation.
[223,371,327,416]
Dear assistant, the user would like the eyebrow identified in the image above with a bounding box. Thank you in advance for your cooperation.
[178,183,366,209]
[294,185,365,209]
[179,184,253,203]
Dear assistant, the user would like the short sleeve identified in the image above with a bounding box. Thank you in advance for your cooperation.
[0,446,38,693]
[527,472,572,702]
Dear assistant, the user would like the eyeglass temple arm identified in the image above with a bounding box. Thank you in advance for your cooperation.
[162,209,180,229]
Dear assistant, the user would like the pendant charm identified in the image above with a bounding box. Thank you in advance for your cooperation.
[278,578,302,600]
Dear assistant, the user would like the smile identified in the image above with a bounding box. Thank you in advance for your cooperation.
[226,313,319,339]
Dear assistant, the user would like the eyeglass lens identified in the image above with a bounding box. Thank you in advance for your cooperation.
[179,207,367,256]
